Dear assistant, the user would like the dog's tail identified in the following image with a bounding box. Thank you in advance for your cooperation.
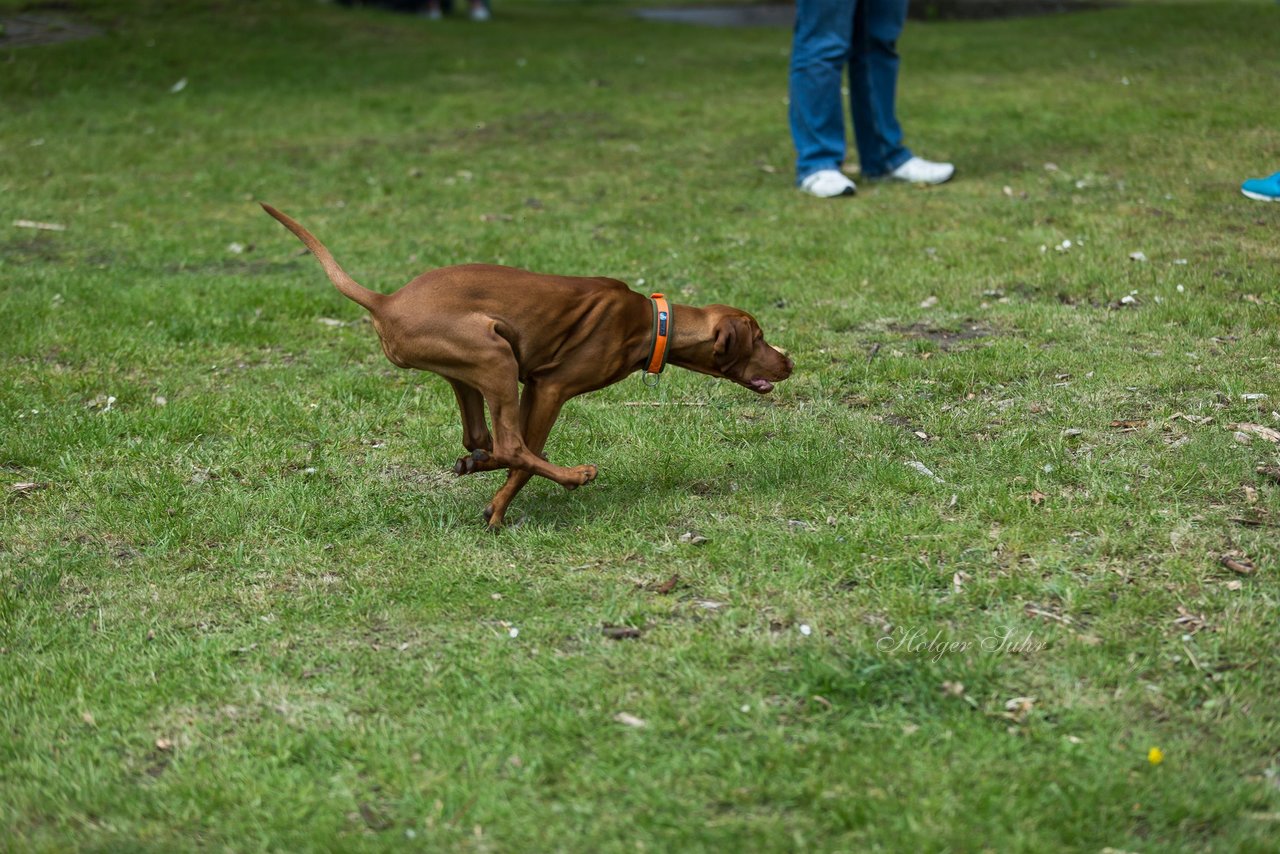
[261,203,384,313]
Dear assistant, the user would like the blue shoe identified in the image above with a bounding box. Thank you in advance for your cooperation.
[1241,171,1280,202]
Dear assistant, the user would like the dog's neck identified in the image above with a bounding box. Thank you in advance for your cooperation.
[666,304,715,367]
[630,302,715,376]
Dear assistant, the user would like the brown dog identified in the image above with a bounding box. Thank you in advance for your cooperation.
[262,204,793,528]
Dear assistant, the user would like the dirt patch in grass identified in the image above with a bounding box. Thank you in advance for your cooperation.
[0,236,64,263]
[886,321,993,351]
[167,258,308,277]
[378,464,460,490]
[0,8,101,48]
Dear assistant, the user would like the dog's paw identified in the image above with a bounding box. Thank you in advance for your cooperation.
[453,448,491,476]
[483,503,504,530]
[563,464,598,490]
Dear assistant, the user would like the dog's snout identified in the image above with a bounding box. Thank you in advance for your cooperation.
[772,346,794,377]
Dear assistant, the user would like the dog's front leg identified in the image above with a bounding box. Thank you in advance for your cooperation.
[484,381,588,529]
[477,377,595,490]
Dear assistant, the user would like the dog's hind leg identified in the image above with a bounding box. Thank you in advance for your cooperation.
[449,379,499,476]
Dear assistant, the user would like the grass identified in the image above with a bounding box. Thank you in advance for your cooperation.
[1,0,1279,850]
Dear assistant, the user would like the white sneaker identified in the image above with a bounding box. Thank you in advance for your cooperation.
[469,3,490,20]
[799,169,857,198]
[889,157,955,185]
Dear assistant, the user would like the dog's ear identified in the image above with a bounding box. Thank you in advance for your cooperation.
[713,318,737,358]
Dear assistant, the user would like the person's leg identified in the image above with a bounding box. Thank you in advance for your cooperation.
[847,0,911,177]
[789,0,857,184]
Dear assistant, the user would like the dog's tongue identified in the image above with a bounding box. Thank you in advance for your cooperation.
[749,378,774,393]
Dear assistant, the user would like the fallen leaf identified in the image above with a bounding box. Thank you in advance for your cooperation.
[1228,423,1280,443]
[169,77,188,93]
[1128,251,1148,262]
[1243,486,1259,505]
[1029,490,1048,506]
[154,738,174,752]
[919,295,939,309]
[1173,606,1209,634]
[952,571,969,594]
[614,712,647,728]
[1220,554,1255,576]
[652,574,679,595]
[9,482,50,497]
[1257,465,1280,484]
[941,681,965,697]
[1110,419,1146,430]
[1004,696,1037,723]
[678,531,709,545]
[601,625,642,640]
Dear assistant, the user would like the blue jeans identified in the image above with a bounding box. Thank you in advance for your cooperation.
[789,0,913,183]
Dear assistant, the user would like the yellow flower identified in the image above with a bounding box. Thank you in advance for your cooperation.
[1148,747,1164,766]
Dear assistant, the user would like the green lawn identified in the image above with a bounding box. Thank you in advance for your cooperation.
[1,0,1278,850]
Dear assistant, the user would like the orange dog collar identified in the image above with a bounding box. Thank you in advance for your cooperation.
[644,293,673,383]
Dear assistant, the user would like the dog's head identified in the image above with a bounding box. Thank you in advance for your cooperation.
[695,305,794,394]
